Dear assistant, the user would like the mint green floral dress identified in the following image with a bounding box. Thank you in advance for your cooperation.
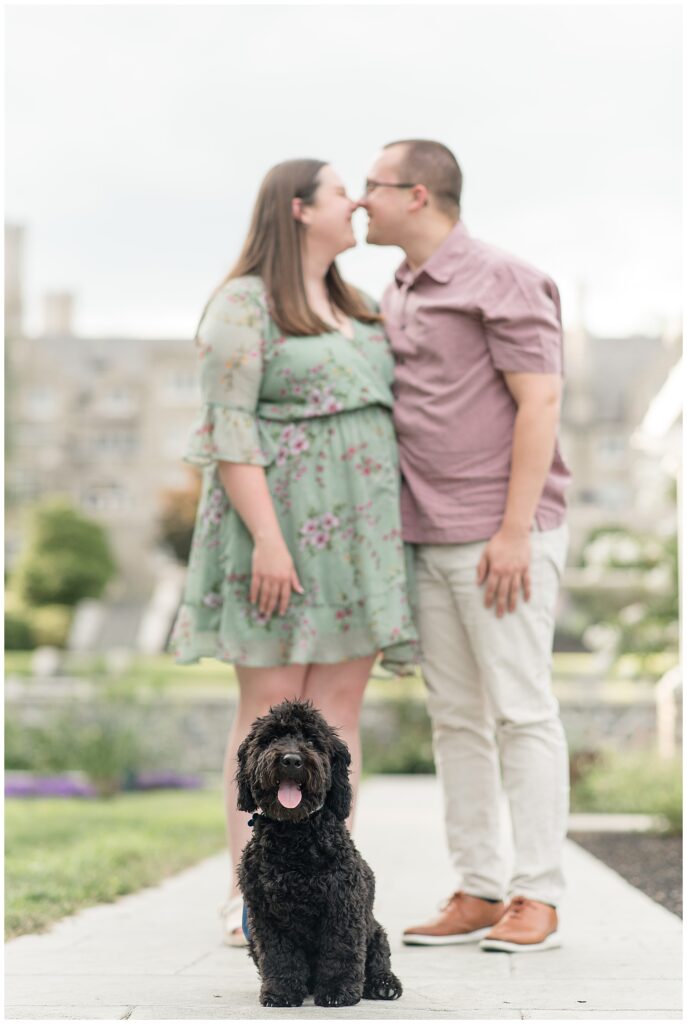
[169,275,417,673]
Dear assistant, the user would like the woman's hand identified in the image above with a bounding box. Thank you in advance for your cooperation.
[250,531,304,618]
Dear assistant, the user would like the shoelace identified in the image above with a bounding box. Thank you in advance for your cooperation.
[503,896,529,919]
[439,890,465,912]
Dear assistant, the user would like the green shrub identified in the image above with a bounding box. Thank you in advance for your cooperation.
[571,748,682,832]
[5,691,147,797]
[29,604,73,648]
[69,717,142,798]
[5,719,49,771]
[4,609,36,651]
[362,699,435,774]
[12,499,116,607]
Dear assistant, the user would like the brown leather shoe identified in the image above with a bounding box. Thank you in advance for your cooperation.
[403,891,506,946]
[479,896,561,952]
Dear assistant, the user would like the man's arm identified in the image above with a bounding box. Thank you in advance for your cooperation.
[476,372,561,616]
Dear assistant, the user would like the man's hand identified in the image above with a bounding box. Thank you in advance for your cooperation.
[476,528,532,617]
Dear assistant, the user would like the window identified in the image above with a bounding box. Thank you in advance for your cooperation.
[596,434,628,470]
[162,368,198,405]
[92,430,139,456]
[100,387,137,418]
[81,482,130,514]
[24,388,57,420]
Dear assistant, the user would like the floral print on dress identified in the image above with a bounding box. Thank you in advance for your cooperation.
[169,275,418,674]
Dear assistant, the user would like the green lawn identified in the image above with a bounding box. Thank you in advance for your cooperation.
[6,749,682,940]
[5,650,678,690]
[571,750,682,832]
[5,788,227,939]
[3,650,427,700]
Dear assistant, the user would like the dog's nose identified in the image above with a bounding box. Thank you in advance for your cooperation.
[281,753,302,769]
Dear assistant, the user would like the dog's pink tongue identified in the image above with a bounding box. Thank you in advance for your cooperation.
[277,780,302,808]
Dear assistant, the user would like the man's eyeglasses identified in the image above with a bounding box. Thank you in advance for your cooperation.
[364,179,417,195]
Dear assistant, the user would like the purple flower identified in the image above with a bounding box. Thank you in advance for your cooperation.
[300,518,320,536]
[202,592,223,608]
[6,776,97,798]
[130,772,203,791]
[290,434,309,454]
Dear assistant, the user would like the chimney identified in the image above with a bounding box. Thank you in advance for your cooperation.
[44,292,75,336]
[563,277,592,424]
[4,223,25,338]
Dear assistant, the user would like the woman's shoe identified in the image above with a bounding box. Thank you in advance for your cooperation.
[218,894,249,947]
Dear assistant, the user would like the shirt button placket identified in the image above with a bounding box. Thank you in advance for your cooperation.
[400,280,411,332]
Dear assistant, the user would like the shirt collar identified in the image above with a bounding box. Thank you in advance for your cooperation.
[395,220,470,287]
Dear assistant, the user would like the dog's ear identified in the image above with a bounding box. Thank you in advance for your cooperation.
[325,734,352,820]
[235,735,257,812]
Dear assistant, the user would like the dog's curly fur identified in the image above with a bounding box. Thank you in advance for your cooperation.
[236,699,402,1008]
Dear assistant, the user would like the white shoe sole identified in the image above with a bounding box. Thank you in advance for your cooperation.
[479,932,561,953]
[403,926,492,946]
[219,897,248,947]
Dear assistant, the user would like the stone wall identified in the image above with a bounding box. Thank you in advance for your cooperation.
[5,677,678,774]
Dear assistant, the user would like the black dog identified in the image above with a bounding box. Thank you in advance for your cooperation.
[236,699,402,1008]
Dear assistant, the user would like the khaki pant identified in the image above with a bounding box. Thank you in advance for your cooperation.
[415,524,569,906]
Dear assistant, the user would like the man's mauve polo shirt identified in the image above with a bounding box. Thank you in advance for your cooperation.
[381,220,571,544]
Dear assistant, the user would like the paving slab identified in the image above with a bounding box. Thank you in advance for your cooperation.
[521,1014,683,1021]
[4,775,682,1020]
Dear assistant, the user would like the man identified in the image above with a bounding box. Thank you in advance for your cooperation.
[359,140,571,953]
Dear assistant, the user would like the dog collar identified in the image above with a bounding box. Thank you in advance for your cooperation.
[247,802,325,827]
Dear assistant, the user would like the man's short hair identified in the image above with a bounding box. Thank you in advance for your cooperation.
[384,139,462,216]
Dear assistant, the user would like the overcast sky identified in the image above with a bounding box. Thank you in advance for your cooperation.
[5,3,682,339]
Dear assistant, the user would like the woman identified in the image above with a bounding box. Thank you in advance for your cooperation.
[170,159,417,944]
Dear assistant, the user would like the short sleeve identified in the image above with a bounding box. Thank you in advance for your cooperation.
[184,278,272,468]
[481,261,563,375]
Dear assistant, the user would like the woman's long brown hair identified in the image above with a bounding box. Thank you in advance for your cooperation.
[208,159,381,336]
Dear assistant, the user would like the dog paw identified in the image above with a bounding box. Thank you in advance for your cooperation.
[314,987,362,1007]
[363,971,403,1000]
[259,988,304,1007]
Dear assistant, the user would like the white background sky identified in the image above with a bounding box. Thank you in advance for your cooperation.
[5,3,682,339]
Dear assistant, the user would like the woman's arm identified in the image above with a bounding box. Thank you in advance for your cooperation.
[218,462,303,618]
[184,279,303,619]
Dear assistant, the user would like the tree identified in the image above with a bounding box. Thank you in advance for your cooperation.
[13,499,117,606]
[157,470,202,564]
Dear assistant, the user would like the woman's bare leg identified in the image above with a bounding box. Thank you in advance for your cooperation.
[301,653,377,831]
[224,664,308,901]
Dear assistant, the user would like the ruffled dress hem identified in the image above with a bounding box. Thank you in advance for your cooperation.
[169,602,417,677]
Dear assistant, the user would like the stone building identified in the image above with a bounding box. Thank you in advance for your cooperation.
[5,222,680,601]
[5,224,200,598]
[561,314,681,560]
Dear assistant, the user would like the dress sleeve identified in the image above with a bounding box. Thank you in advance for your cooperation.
[184,279,271,468]
[481,261,563,375]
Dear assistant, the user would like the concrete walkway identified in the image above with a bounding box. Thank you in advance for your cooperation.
[5,776,682,1020]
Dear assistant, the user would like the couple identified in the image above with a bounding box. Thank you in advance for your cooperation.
[171,139,571,955]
